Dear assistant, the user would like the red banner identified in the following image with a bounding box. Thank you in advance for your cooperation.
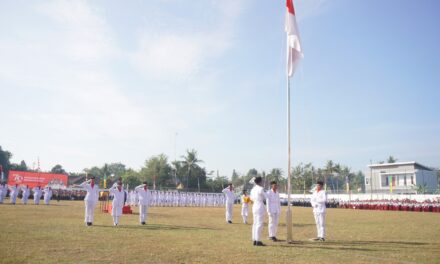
[7,170,68,189]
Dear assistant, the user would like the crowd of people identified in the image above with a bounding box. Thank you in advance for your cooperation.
[339,198,440,212]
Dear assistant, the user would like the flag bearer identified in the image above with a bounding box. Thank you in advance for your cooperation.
[77,176,99,226]
[222,183,235,224]
[109,180,125,226]
[33,186,42,205]
[135,182,151,225]
[310,180,327,241]
[43,186,52,205]
[266,181,281,242]
[9,184,19,205]
[21,185,30,205]
[250,176,267,246]
[241,190,251,224]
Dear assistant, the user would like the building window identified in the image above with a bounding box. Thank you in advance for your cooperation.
[366,178,370,185]
[404,175,407,186]
[411,175,414,185]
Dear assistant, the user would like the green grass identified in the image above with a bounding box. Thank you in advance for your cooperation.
[0,200,439,264]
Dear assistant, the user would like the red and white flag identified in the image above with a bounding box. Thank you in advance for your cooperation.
[285,0,303,77]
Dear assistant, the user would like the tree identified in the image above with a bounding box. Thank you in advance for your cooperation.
[181,149,203,192]
[10,160,29,172]
[141,154,173,189]
[387,156,397,163]
[51,164,66,174]
[121,169,142,189]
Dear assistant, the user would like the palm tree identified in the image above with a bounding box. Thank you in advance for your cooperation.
[325,160,335,191]
[181,149,203,192]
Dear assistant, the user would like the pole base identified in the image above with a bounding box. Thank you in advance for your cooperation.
[286,208,293,243]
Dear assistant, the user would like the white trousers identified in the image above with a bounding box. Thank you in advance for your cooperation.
[252,210,264,241]
[11,195,17,204]
[113,215,119,225]
[226,203,233,222]
[139,205,148,223]
[241,205,248,223]
[268,212,280,237]
[34,196,40,205]
[22,196,29,205]
[84,201,95,223]
[0,193,3,203]
[313,212,326,238]
[44,197,50,205]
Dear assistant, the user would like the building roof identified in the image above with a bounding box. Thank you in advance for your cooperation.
[367,161,433,171]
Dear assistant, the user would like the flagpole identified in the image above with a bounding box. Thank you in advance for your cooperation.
[286,74,293,243]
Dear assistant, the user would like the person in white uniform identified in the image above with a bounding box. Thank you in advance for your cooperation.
[135,181,151,225]
[222,183,235,224]
[76,176,100,226]
[266,181,281,242]
[0,182,7,203]
[9,184,19,205]
[21,185,31,205]
[109,180,125,226]
[43,186,52,205]
[310,180,327,241]
[241,190,251,224]
[250,176,267,246]
[32,186,42,205]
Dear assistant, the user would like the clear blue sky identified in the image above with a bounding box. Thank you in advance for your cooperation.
[1,0,439,177]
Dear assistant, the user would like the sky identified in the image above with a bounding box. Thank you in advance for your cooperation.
[1,0,439,177]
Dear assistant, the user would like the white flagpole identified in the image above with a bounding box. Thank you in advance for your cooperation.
[286,73,293,243]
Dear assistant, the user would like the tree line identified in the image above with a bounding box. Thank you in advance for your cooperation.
[1,145,394,193]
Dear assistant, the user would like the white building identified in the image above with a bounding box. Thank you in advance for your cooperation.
[365,162,438,194]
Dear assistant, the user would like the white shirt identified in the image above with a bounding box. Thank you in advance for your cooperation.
[266,189,281,214]
[79,181,100,203]
[21,186,30,198]
[135,185,151,206]
[33,187,42,198]
[222,187,235,204]
[250,185,267,213]
[109,185,125,208]
[311,189,327,213]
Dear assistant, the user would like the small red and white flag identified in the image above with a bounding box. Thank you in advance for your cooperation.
[285,0,303,77]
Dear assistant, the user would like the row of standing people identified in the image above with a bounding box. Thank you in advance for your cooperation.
[0,183,53,205]
[127,190,226,207]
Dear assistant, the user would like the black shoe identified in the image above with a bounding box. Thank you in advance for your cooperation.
[319,237,325,242]
[228,220,232,224]
[141,222,146,225]
[255,241,265,246]
[253,241,257,246]
[271,237,278,242]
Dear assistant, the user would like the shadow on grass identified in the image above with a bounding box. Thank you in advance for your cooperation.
[93,223,219,231]
[272,239,437,252]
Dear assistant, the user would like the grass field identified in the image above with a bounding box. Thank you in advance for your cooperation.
[0,200,439,264]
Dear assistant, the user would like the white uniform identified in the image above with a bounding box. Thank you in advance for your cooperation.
[266,189,281,238]
[222,187,235,223]
[0,184,7,203]
[43,187,52,205]
[9,185,19,204]
[21,186,30,205]
[250,184,267,242]
[241,195,250,224]
[32,187,42,205]
[109,185,125,225]
[311,189,327,239]
[79,181,100,224]
[135,185,151,224]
